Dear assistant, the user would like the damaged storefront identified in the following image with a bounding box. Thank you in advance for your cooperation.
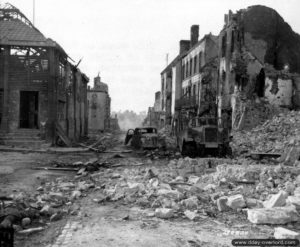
[0,3,88,147]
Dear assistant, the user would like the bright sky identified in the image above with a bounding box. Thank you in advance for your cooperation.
[3,0,300,112]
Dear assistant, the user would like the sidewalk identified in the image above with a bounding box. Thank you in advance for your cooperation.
[0,145,91,154]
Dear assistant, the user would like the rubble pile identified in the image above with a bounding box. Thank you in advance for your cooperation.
[0,163,98,231]
[83,155,300,233]
[84,132,122,151]
[232,111,300,156]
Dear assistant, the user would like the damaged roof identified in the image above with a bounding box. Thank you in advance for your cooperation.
[0,3,67,55]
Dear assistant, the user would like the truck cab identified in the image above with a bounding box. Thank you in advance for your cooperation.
[176,116,231,157]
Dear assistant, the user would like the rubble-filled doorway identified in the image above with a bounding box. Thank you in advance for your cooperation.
[19,91,39,129]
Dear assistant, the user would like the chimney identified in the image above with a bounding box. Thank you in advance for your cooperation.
[94,74,101,89]
[190,25,199,47]
[179,40,191,54]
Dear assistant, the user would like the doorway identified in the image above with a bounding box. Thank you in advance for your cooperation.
[19,91,39,129]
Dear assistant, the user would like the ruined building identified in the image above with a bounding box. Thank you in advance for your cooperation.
[218,5,300,130]
[156,5,300,132]
[87,74,111,132]
[0,3,89,147]
[144,91,162,128]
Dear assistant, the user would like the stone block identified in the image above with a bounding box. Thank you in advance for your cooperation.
[247,206,299,224]
[227,194,246,209]
[274,227,300,239]
[287,196,300,210]
[184,210,198,220]
[155,208,174,219]
[217,196,230,212]
[263,191,287,208]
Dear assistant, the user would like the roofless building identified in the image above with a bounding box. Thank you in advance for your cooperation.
[0,3,89,147]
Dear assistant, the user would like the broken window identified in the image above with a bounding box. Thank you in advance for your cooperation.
[190,58,193,76]
[255,69,265,97]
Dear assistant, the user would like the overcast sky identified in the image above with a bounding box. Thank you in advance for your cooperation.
[2,0,300,112]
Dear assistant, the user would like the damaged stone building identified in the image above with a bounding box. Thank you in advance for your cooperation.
[158,25,219,131]
[144,91,162,128]
[0,3,89,147]
[87,74,111,132]
[154,5,300,133]
[218,5,300,130]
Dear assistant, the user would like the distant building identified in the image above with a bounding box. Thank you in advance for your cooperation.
[87,74,111,132]
[143,91,162,128]
[110,114,120,131]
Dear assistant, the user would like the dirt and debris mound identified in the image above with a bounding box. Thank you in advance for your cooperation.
[232,111,300,156]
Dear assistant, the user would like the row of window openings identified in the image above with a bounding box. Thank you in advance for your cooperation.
[182,85,197,98]
[182,52,203,80]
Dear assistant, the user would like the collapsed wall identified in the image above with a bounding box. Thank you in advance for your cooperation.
[220,5,300,131]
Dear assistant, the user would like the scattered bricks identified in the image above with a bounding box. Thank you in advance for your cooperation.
[188,176,201,184]
[245,198,263,209]
[127,182,145,194]
[227,194,246,209]
[71,190,82,200]
[50,212,63,222]
[155,208,174,219]
[247,206,299,224]
[217,196,230,212]
[274,227,300,239]
[295,187,300,197]
[174,176,184,183]
[180,196,199,210]
[203,184,217,191]
[21,217,31,227]
[256,183,265,193]
[282,147,300,166]
[157,189,184,201]
[263,191,288,208]
[136,197,150,207]
[111,173,121,179]
[184,210,198,220]
[285,181,295,194]
[286,196,300,210]
[73,161,83,166]
[49,192,65,201]
[210,192,222,203]
[40,205,55,216]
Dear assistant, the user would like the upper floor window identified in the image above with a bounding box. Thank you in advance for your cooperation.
[199,52,203,70]
[194,55,198,74]
[222,34,227,57]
